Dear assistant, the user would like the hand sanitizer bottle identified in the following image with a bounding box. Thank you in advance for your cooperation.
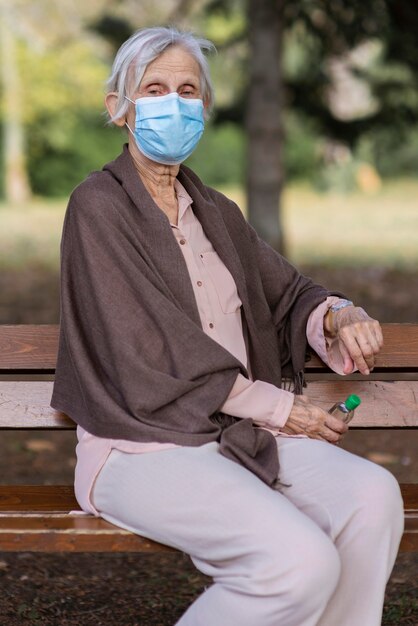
[328,394,361,424]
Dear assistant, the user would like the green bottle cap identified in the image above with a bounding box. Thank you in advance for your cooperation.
[345,394,361,411]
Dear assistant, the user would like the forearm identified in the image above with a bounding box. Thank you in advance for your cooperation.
[220,373,294,430]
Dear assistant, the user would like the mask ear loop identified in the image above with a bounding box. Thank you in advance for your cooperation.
[124,95,135,135]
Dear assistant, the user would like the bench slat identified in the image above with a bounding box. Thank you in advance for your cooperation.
[0,381,73,428]
[0,485,415,553]
[1,379,417,429]
[0,515,176,553]
[0,324,417,370]
[0,515,415,553]
[0,325,58,370]
[309,323,418,369]
[0,484,416,513]
[0,514,414,553]
[306,379,418,427]
[0,485,78,511]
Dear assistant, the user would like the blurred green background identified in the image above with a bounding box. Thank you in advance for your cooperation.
[0,0,417,323]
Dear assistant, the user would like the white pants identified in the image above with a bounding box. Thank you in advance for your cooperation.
[92,437,404,626]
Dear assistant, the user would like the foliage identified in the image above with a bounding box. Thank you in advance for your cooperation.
[19,39,109,124]
[2,0,418,196]
[283,112,321,181]
[27,115,124,197]
[185,122,245,186]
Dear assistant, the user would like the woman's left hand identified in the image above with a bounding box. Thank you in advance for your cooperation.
[325,306,384,375]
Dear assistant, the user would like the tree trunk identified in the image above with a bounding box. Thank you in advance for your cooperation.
[0,2,32,204]
[245,0,284,253]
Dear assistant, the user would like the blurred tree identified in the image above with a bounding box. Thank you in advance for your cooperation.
[0,0,117,201]
[202,0,418,251]
[0,0,31,203]
[245,0,285,253]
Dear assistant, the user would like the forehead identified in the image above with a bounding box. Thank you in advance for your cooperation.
[142,46,201,81]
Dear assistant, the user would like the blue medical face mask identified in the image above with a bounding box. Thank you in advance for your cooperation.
[125,92,205,165]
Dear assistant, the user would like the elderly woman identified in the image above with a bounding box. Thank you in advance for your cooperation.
[51,27,403,626]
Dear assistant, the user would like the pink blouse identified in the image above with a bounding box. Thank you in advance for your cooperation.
[74,180,352,515]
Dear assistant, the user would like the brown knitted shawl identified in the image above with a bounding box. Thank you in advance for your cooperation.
[51,145,334,487]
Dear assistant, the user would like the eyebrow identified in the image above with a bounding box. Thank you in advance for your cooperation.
[142,75,199,88]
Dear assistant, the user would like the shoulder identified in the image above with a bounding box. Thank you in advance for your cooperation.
[65,166,128,234]
[69,170,120,213]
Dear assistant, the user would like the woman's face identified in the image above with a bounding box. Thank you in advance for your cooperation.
[125,45,203,130]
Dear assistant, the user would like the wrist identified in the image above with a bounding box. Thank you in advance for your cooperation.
[324,299,354,336]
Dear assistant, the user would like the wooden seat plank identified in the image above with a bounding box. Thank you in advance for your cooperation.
[0,515,176,553]
[0,511,415,553]
[0,485,78,511]
[0,483,415,511]
[0,484,415,553]
[1,379,417,429]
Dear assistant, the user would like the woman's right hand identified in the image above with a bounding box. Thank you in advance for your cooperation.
[281,395,348,444]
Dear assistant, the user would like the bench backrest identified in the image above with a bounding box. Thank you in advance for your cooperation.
[0,324,417,430]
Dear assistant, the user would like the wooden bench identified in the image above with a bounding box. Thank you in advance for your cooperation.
[0,323,417,553]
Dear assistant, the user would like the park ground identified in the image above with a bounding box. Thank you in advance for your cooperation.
[0,181,417,624]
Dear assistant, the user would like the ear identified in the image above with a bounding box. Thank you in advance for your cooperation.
[203,98,211,121]
[105,92,126,127]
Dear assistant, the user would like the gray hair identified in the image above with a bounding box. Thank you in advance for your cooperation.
[106,26,216,124]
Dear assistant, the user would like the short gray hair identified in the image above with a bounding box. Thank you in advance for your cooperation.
[106,26,216,124]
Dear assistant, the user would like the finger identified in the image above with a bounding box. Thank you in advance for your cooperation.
[359,322,383,355]
[320,426,342,444]
[372,321,384,350]
[339,330,371,375]
[376,324,384,348]
[348,320,383,371]
[340,334,370,375]
[364,330,380,356]
[339,341,355,375]
[353,337,373,374]
[324,415,349,435]
[309,433,332,443]
[355,338,376,370]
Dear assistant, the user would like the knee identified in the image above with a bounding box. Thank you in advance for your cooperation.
[249,529,341,614]
[284,532,341,610]
[356,464,404,536]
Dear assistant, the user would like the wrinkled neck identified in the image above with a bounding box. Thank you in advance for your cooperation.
[128,141,179,222]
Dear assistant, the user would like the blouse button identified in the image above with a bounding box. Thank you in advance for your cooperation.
[179,238,186,245]
[209,323,214,329]
[197,281,203,287]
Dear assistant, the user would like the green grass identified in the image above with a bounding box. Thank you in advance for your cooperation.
[0,198,65,270]
[383,591,418,624]
[224,178,418,268]
[284,179,418,267]
[1,179,417,270]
